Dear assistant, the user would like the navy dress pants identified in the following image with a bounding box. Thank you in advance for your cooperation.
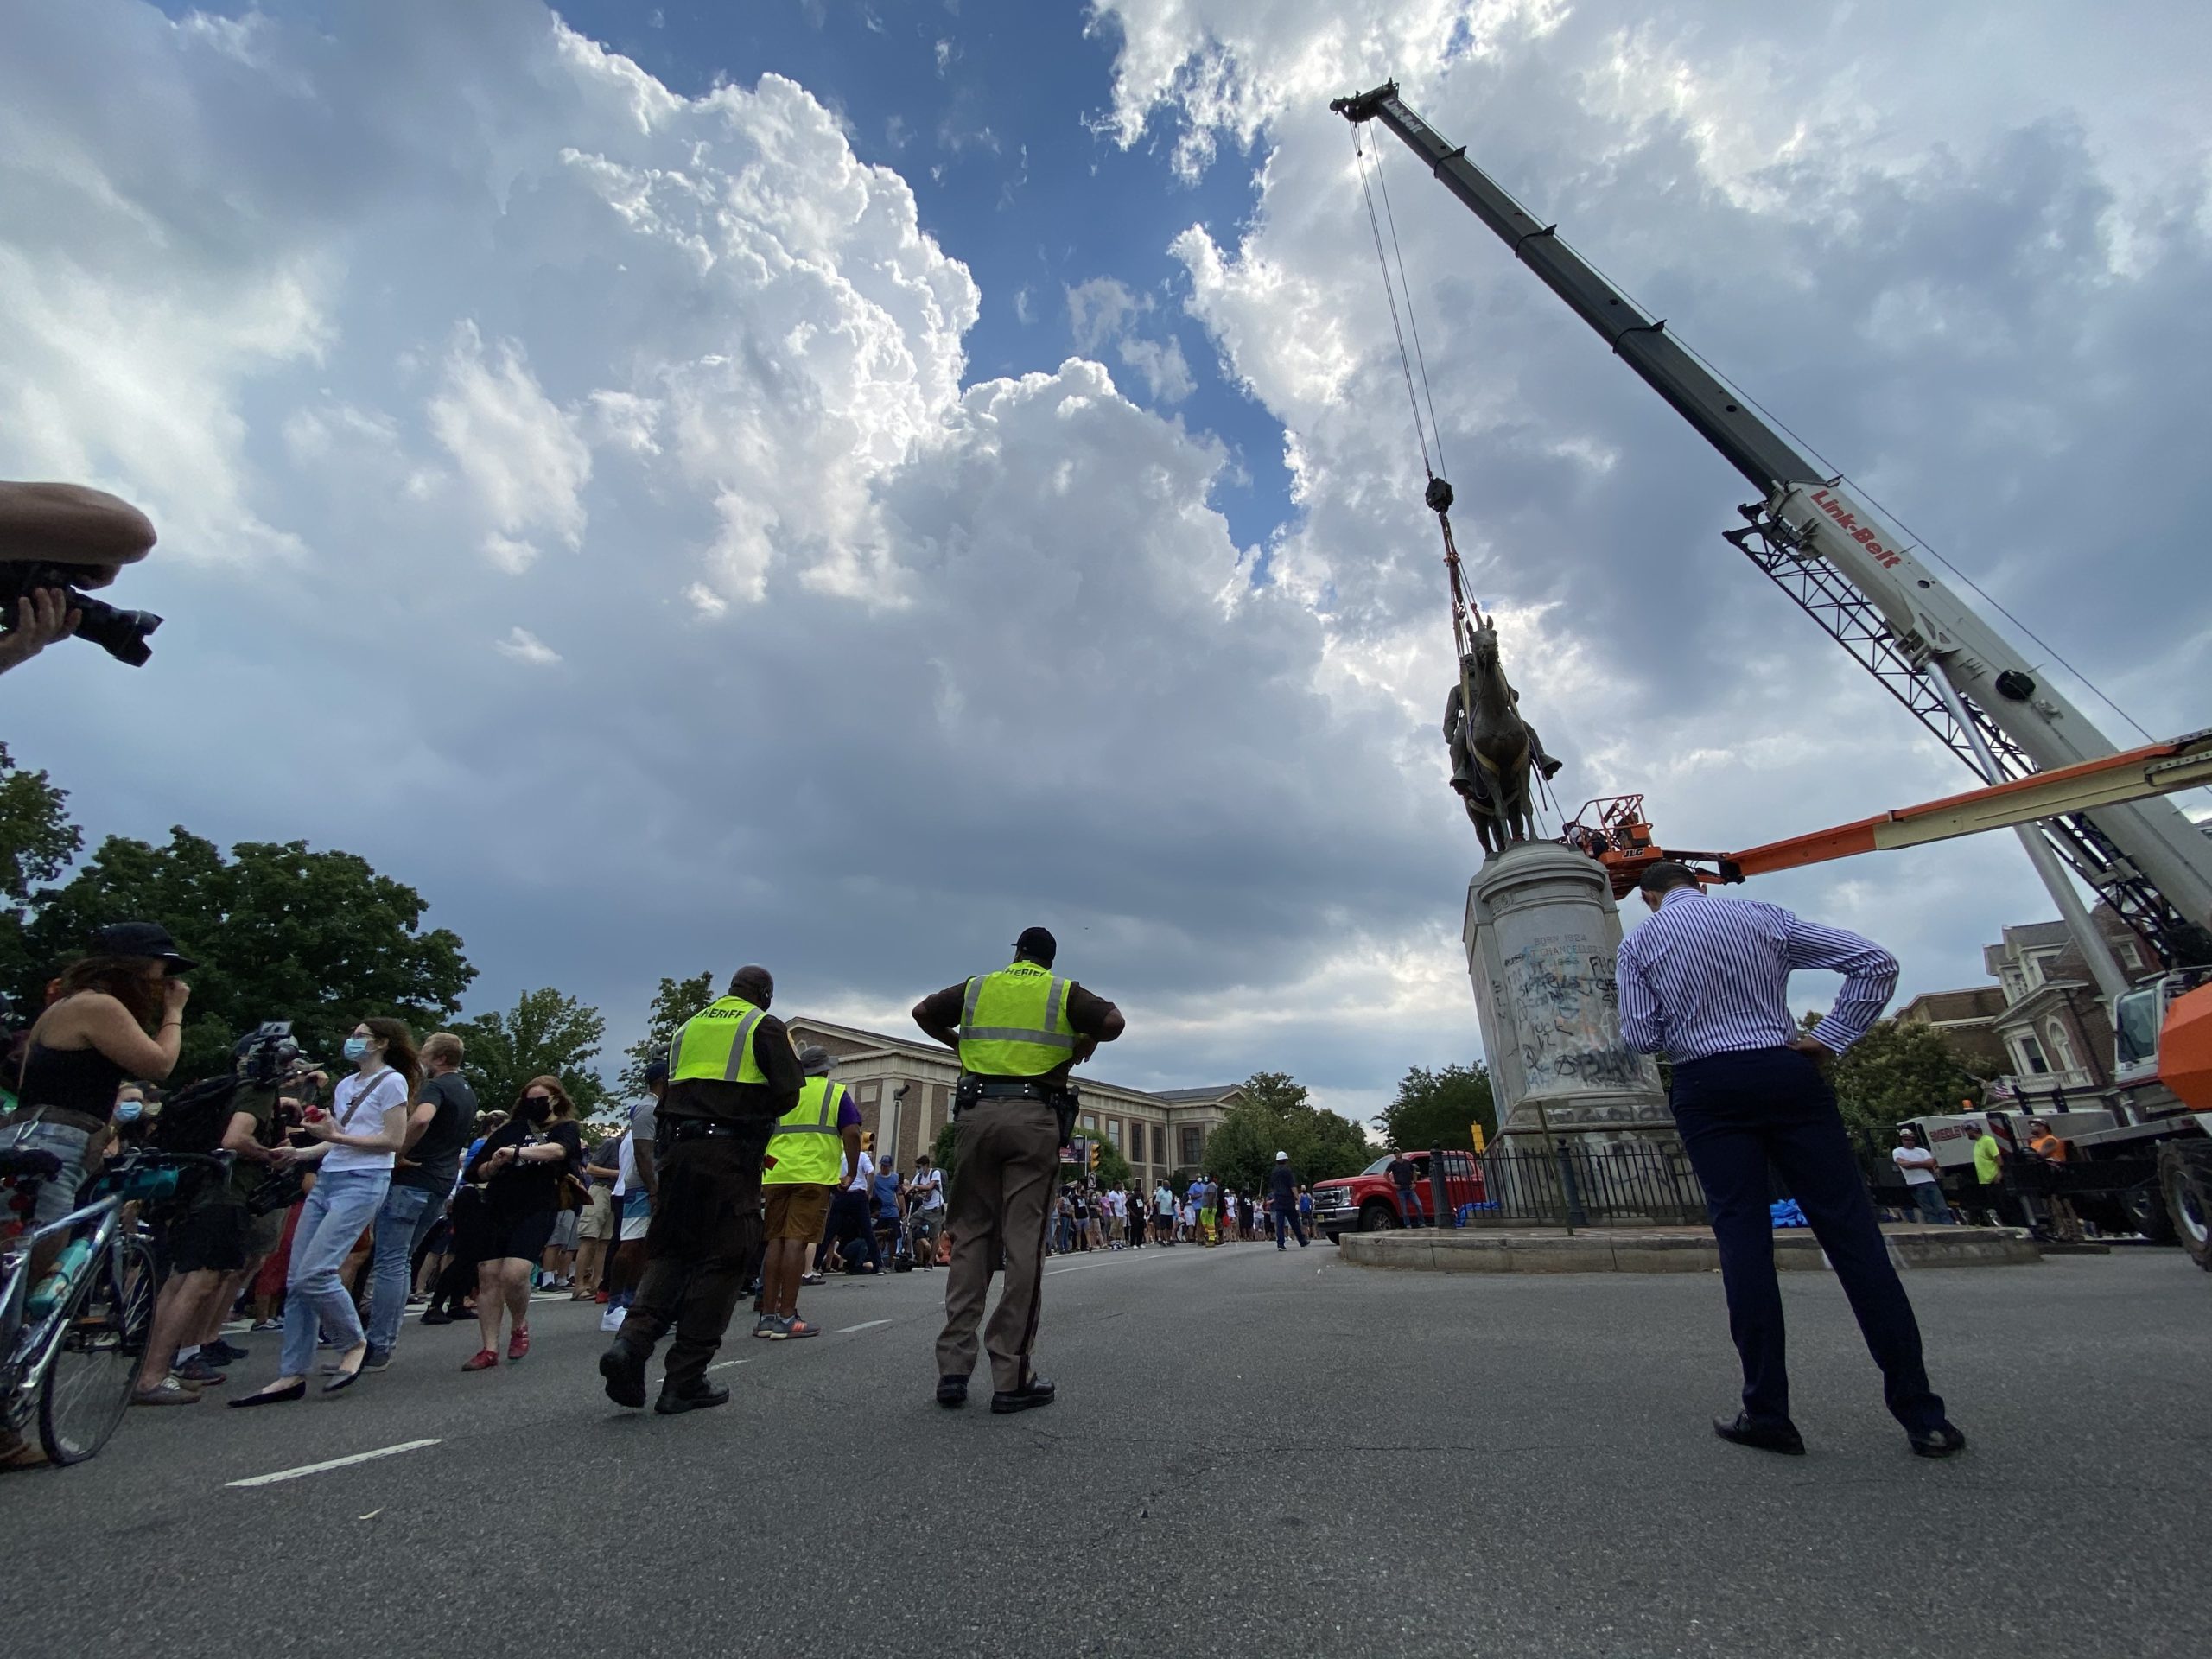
[1671,1046,1946,1435]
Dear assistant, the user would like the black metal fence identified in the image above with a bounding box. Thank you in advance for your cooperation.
[1462,1135,1707,1229]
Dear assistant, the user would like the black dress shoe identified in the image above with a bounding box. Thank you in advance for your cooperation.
[227,1381,306,1408]
[936,1376,968,1408]
[599,1342,647,1409]
[419,1310,455,1326]
[1713,1412,1806,1455]
[1909,1423,1967,1459]
[991,1376,1056,1415]
[654,1382,730,1415]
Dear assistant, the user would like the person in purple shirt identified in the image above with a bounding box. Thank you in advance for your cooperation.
[1617,861,1965,1461]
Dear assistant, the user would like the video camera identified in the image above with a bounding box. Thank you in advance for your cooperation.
[0,561,162,666]
[235,1021,303,1088]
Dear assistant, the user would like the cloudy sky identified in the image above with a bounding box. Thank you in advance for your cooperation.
[5,0,2209,1118]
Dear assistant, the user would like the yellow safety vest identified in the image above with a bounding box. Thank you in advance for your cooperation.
[666,995,769,1086]
[765,1077,845,1186]
[957,960,1077,1079]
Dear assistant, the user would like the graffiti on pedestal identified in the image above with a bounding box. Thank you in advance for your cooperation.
[1502,933,1643,1093]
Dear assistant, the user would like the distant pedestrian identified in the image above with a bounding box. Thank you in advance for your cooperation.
[1617,861,1964,1459]
[906,1154,945,1270]
[1891,1128,1951,1226]
[1387,1151,1425,1228]
[2026,1119,2084,1243]
[461,1077,582,1372]
[1269,1152,1309,1249]
[1972,1119,2009,1226]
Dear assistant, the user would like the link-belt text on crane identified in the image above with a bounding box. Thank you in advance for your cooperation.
[1807,489,1904,568]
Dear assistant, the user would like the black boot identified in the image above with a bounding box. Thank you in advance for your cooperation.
[599,1339,648,1409]
[655,1381,730,1415]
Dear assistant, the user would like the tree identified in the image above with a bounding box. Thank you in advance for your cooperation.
[0,743,83,1025]
[619,971,715,1098]
[1065,1134,1131,1187]
[9,828,474,1081]
[932,1119,960,1182]
[454,987,609,1121]
[1831,1018,1986,1134]
[1201,1071,1373,1193]
[1374,1063,1497,1154]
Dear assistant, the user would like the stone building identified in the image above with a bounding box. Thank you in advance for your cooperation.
[781,1015,1243,1188]
[1893,986,2010,1077]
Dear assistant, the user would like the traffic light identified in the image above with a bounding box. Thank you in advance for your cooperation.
[1088,1141,1101,1171]
[861,1130,875,1153]
[1470,1122,1487,1154]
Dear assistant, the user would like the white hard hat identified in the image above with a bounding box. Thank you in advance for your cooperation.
[1274,1150,1288,1161]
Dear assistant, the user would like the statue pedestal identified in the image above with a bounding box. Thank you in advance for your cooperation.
[1463,842,1673,1146]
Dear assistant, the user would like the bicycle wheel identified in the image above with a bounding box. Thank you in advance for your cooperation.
[38,1232,156,1465]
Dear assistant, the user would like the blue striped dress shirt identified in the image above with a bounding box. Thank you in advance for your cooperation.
[1616,888,1899,1064]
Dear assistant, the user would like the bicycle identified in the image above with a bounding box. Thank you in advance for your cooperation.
[1,1147,215,1466]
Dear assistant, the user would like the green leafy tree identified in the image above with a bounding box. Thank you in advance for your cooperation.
[1830,1018,1986,1134]
[932,1119,960,1182]
[1064,1134,1132,1187]
[1201,1071,1372,1193]
[619,971,715,1098]
[0,743,83,1024]
[9,828,473,1080]
[454,987,608,1120]
[1374,1062,1497,1154]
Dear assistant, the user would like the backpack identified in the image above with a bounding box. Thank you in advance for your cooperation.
[149,1071,244,1155]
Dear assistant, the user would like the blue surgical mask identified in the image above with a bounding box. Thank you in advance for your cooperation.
[115,1100,143,1123]
[342,1037,370,1062]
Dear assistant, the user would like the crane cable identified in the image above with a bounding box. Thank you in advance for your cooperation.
[1355,124,1562,839]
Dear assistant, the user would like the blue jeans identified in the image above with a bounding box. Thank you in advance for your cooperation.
[1395,1185,1424,1225]
[2,1119,96,1230]
[280,1168,390,1378]
[1908,1183,1952,1225]
[1671,1046,1945,1435]
[365,1182,441,1353]
[1273,1204,1307,1247]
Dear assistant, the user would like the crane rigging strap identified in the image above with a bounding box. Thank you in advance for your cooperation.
[1353,124,1478,662]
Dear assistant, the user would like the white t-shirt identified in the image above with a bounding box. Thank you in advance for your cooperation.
[1892,1145,1939,1186]
[842,1150,874,1192]
[322,1068,407,1174]
[1154,1185,1173,1216]
[910,1168,944,1212]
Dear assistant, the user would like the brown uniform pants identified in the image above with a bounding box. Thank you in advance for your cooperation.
[624,1124,773,1393]
[935,1097,1060,1394]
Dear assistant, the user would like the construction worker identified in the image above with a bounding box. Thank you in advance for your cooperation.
[599,965,800,1414]
[912,925,1123,1414]
[756,1045,861,1339]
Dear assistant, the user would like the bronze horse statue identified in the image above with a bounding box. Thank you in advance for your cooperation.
[1445,615,1551,856]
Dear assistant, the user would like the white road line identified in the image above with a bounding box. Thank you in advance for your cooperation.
[836,1319,892,1333]
[709,1357,753,1372]
[1046,1262,1103,1275]
[226,1439,442,1490]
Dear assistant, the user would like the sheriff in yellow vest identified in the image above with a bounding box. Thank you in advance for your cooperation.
[754,1045,863,1339]
[601,964,800,1414]
[912,926,1124,1415]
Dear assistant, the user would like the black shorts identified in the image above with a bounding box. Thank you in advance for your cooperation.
[483,1206,559,1265]
[169,1198,250,1275]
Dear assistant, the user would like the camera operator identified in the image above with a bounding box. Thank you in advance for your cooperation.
[131,1046,302,1406]
[0,481,156,677]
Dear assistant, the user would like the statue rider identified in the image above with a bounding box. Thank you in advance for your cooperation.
[1445,659,1562,814]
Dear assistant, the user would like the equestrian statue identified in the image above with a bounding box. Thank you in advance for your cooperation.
[1444,615,1562,857]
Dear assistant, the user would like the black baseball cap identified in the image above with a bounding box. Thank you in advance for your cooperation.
[1014,925,1057,962]
[644,1057,670,1084]
[91,922,196,974]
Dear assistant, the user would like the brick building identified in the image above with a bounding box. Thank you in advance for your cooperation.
[782,1016,1243,1187]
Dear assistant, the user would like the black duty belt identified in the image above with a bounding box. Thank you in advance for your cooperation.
[661,1119,750,1144]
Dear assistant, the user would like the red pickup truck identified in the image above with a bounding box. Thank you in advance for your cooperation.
[1312,1151,1486,1243]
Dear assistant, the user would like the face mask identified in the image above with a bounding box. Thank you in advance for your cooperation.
[342,1038,370,1062]
[115,1100,143,1123]
[524,1096,553,1122]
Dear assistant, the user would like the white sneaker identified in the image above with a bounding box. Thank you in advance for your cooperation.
[600,1307,626,1333]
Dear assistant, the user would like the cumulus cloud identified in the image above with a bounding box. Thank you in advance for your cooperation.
[1066,276,1196,404]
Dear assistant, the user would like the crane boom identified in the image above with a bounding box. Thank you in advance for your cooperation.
[1333,80,2212,964]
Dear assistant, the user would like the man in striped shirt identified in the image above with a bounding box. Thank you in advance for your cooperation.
[1617,861,1966,1459]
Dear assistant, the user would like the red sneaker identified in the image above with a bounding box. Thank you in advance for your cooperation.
[506,1325,531,1363]
[461,1349,499,1372]
[594,1290,610,1305]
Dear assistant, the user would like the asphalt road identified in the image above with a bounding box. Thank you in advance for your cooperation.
[4,1239,2209,1658]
